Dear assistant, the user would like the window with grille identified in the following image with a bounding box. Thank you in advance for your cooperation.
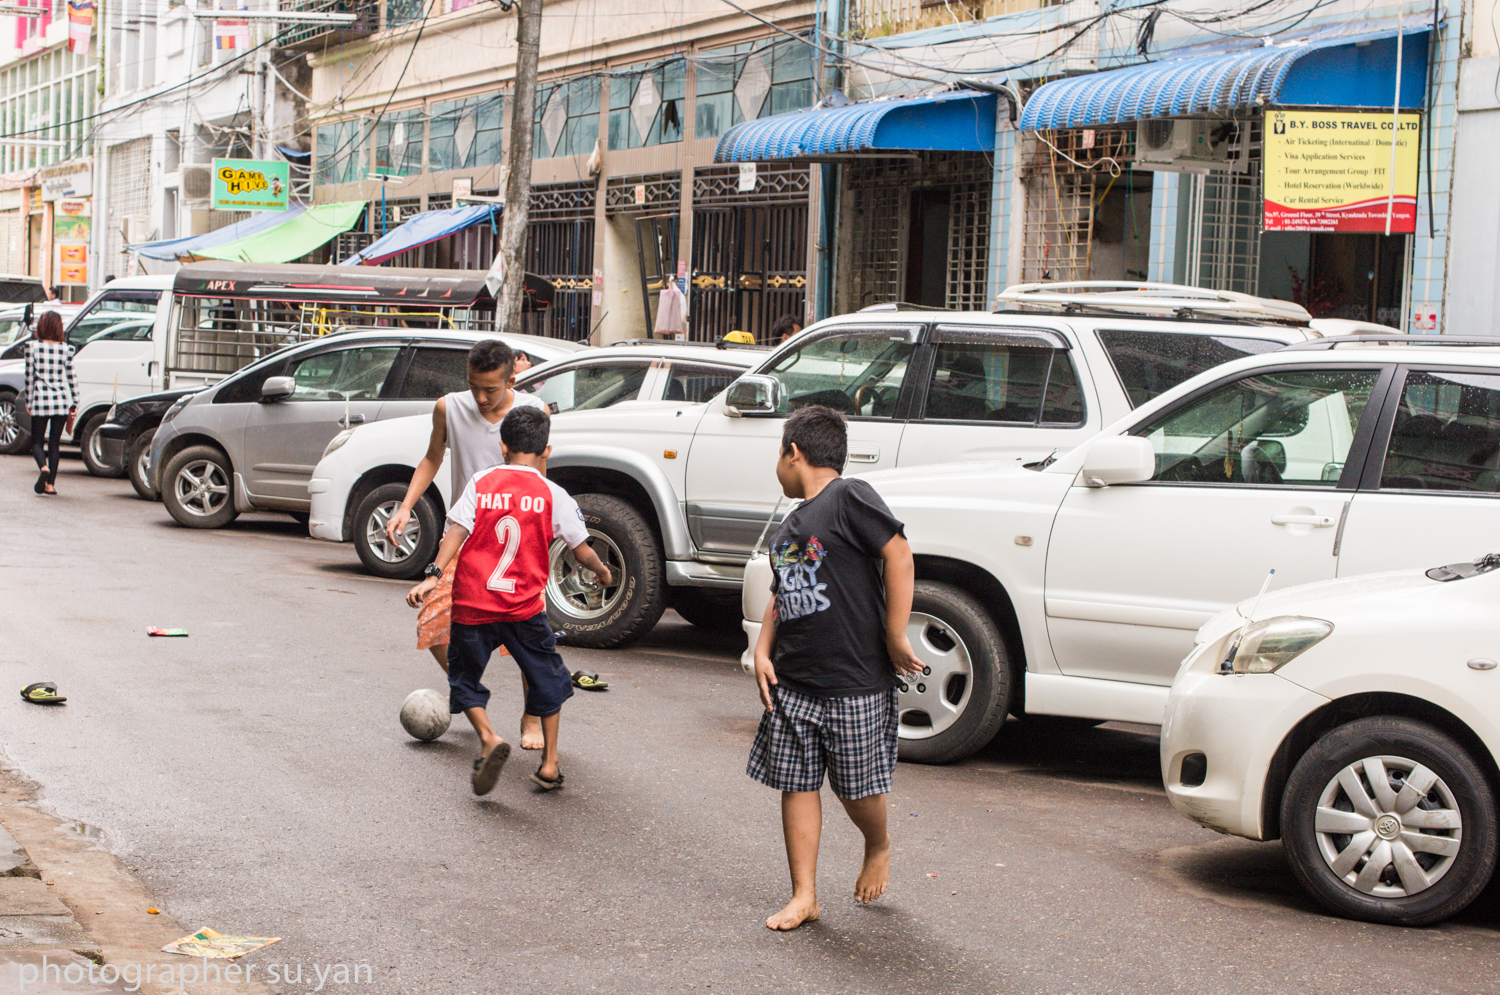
[315,120,363,186]
[693,37,817,140]
[429,94,503,171]
[534,77,600,159]
[608,61,686,150]
[373,108,423,177]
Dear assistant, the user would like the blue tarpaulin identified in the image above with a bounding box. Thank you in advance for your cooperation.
[713,89,997,163]
[340,204,499,266]
[127,204,308,261]
[1018,23,1433,131]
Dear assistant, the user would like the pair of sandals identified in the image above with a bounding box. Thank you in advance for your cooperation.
[470,741,565,795]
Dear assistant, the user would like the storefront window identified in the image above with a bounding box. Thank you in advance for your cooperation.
[695,37,816,140]
[534,77,601,159]
[315,120,363,186]
[607,61,686,151]
[429,94,503,171]
[373,108,423,177]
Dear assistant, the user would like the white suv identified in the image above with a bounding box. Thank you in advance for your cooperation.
[745,337,1500,763]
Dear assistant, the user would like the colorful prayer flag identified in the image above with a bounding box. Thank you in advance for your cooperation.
[213,6,250,51]
[66,0,93,56]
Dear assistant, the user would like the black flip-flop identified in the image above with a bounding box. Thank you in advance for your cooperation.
[470,741,511,796]
[34,472,45,495]
[20,683,66,705]
[530,767,564,791]
[572,670,608,692]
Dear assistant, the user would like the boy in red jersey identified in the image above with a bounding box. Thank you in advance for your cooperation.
[407,406,612,795]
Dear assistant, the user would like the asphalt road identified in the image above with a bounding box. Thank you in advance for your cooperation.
[2,454,1499,995]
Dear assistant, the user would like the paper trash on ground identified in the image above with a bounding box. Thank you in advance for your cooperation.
[162,928,281,959]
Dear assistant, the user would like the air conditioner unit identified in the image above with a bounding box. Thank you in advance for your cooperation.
[181,163,214,202]
[1135,118,1230,170]
[125,215,152,244]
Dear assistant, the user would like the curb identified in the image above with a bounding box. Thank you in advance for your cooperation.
[0,760,281,995]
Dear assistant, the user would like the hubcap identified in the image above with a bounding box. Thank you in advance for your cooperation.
[173,459,229,517]
[88,427,105,465]
[0,399,17,448]
[546,530,625,621]
[1313,754,1463,898]
[897,612,974,740]
[364,500,420,563]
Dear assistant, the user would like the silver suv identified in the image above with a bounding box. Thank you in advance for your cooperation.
[149,328,582,529]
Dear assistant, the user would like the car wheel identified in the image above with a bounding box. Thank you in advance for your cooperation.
[0,391,29,456]
[1281,717,1498,926]
[897,581,1015,765]
[79,412,126,478]
[354,483,438,580]
[126,430,157,500]
[162,445,238,529]
[546,494,665,648]
[670,587,743,632]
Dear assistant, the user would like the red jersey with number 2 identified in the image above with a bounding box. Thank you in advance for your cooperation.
[448,464,588,624]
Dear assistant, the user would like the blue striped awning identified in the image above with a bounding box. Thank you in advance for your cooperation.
[1019,25,1432,131]
[714,89,997,163]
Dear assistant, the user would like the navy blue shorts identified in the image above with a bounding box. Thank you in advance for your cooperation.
[446,612,574,718]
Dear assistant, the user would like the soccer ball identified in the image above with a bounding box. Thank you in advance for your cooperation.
[399,689,451,742]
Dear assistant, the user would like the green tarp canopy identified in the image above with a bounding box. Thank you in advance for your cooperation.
[183,201,368,264]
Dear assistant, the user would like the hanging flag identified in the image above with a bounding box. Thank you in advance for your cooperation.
[66,0,94,56]
[213,6,250,52]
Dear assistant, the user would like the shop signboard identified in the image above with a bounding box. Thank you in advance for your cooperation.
[211,158,290,212]
[1263,109,1420,233]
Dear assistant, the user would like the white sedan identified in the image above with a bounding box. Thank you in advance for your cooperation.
[1161,557,1500,926]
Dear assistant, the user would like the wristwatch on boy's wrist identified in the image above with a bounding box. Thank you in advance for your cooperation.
[423,562,444,579]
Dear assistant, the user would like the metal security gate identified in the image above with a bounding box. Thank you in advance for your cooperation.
[690,165,811,344]
[1186,169,1261,295]
[837,152,992,312]
[525,181,596,342]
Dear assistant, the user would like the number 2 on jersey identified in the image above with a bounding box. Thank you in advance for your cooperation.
[487,516,520,593]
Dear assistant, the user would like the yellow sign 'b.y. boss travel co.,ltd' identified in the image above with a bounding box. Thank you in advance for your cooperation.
[1263,109,1420,233]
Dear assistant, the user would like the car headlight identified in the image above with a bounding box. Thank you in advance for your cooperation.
[161,396,191,424]
[322,427,355,459]
[1218,616,1333,675]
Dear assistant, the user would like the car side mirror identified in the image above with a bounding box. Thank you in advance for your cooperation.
[1079,436,1155,487]
[260,376,295,402]
[725,374,780,418]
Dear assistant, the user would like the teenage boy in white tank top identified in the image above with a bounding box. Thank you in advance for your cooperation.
[387,340,548,750]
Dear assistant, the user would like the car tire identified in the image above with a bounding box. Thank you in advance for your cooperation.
[1280,717,1498,926]
[0,390,28,456]
[670,587,743,632]
[162,444,238,529]
[546,493,665,649]
[126,430,157,500]
[897,581,1014,765]
[354,483,439,580]
[79,412,126,478]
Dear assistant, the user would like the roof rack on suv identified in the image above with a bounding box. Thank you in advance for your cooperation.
[994,281,1312,325]
[1280,334,1500,351]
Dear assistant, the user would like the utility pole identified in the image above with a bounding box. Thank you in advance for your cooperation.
[496,0,541,330]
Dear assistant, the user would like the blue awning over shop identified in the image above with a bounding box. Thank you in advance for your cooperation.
[340,203,499,266]
[713,89,997,163]
[1018,24,1433,131]
[127,204,308,261]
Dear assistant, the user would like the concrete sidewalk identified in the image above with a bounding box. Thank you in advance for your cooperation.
[0,762,279,995]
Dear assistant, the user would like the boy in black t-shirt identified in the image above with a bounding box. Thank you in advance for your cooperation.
[747,405,924,931]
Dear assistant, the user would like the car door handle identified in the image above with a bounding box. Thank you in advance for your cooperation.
[1271,514,1335,527]
[847,447,880,463]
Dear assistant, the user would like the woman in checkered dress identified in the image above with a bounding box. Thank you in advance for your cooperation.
[23,310,78,495]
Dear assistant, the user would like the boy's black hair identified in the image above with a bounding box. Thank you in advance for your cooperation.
[781,405,846,470]
[770,314,801,339]
[468,339,516,374]
[501,405,550,455]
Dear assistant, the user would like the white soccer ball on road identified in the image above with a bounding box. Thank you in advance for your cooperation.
[399,688,451,742]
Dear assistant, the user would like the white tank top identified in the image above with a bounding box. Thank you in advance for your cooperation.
[443,389,547,497]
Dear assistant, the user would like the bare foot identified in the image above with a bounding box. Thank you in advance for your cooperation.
[854,838,890,904]
[520,714,544,751]
[765,895,819,931]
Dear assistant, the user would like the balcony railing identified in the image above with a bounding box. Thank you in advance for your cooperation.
[278,0,380,51]
[852,0,1045,39]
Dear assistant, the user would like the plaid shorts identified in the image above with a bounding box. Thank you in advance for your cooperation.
[746,685,899,800]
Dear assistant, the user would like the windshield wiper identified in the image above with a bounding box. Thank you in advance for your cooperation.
[1426,553,1500,582]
